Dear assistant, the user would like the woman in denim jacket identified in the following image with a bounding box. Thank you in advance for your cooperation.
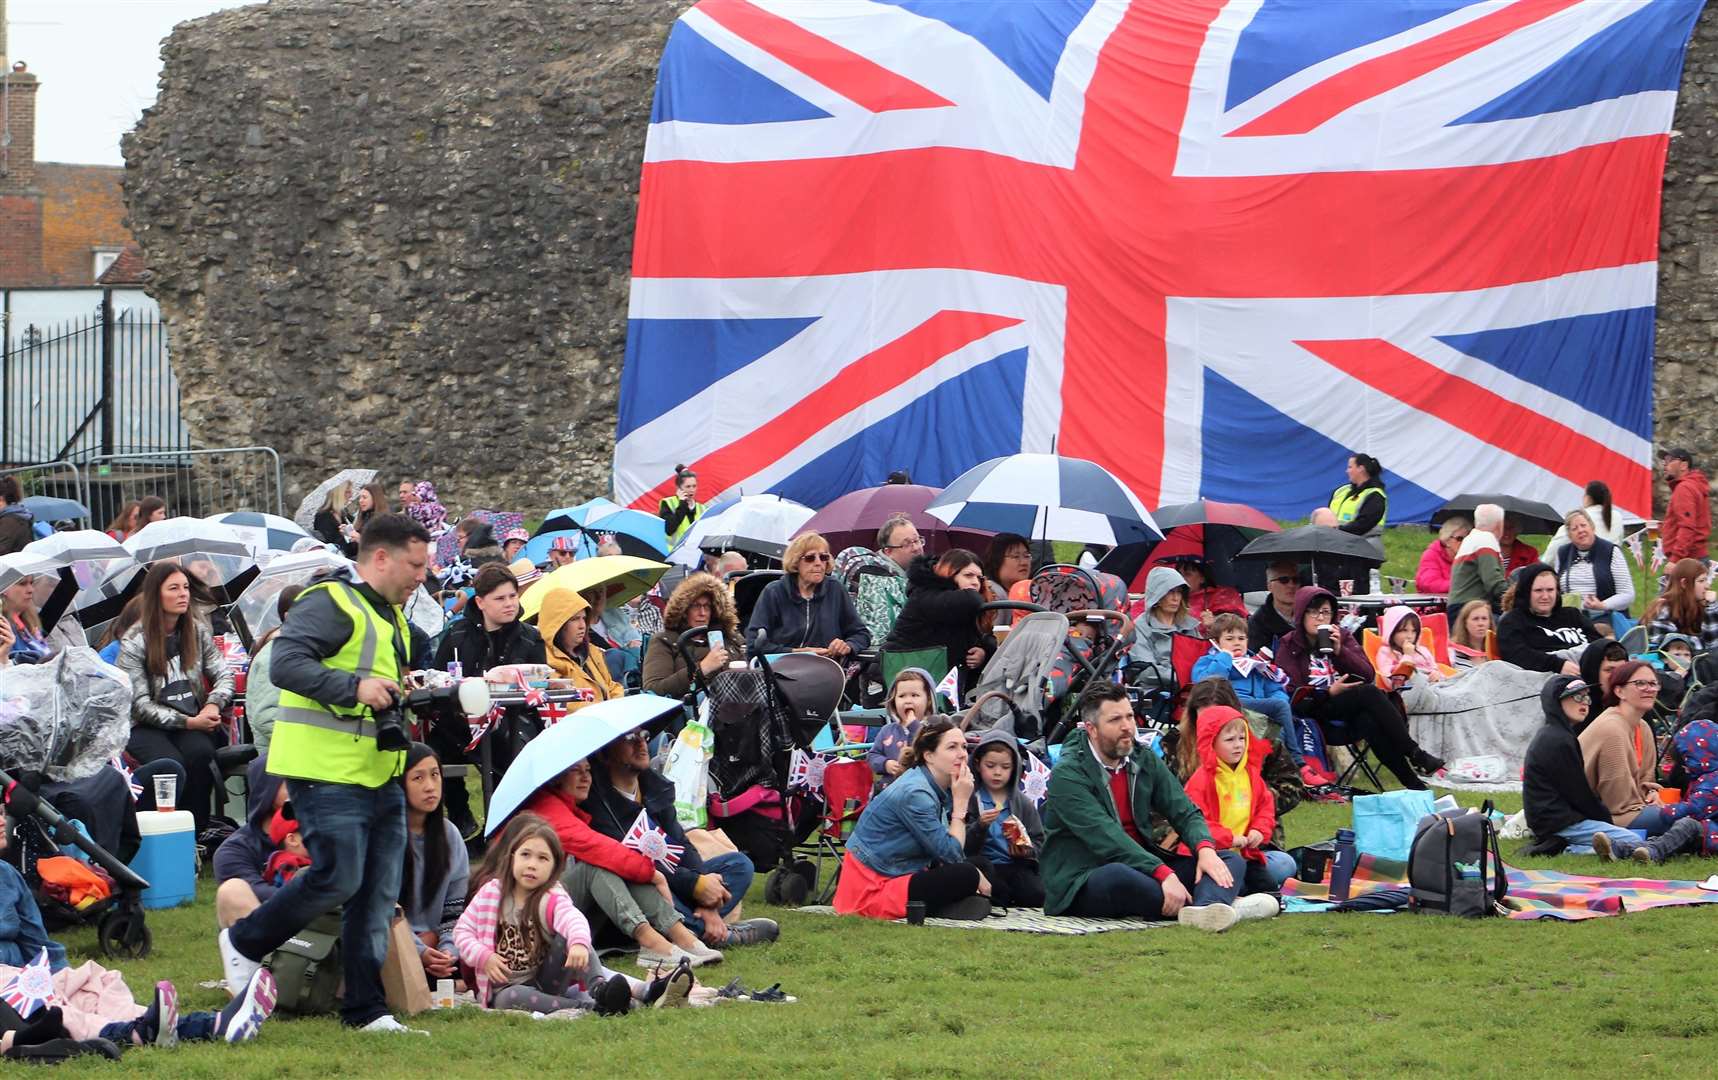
[833,719,994,920]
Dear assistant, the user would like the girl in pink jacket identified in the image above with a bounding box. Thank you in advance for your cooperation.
[455,814,684,1014]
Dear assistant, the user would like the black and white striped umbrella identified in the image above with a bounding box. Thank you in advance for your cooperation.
[925,454,1161,547]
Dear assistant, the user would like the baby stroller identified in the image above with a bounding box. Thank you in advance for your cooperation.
[0,649,152,957]
[969,565,1135,745]
[671,627,846,903]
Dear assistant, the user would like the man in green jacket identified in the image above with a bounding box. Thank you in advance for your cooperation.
[1040,684,1276,931]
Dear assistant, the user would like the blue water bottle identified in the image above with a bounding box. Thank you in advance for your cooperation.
[1330,827,1358,901]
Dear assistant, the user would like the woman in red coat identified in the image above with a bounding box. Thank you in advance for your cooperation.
[522,760,720,968]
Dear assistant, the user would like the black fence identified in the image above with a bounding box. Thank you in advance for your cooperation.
[1,291,186,465]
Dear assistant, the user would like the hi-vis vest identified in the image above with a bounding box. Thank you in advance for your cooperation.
[268,579,409,788]
[1328,483,1387,538]
[659,495,703,545]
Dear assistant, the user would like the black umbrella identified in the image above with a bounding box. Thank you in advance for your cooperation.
[1430,494,1562,535]
[1234,526,1384,586]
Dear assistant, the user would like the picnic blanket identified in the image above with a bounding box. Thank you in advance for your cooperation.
[797,905,1168,935]
[1400,662,1550,778]
[1284,854,1718,921]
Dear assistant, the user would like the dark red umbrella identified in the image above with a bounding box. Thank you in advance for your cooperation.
[1150,499,1280,532]
[1097,501,1280,591]
[797,484,993,555]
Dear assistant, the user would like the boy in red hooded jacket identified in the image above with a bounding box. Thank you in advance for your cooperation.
[1181,706,1297,896]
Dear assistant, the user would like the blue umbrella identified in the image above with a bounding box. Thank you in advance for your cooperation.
[22,496,88,524]
[926,453,1161,546]
[522,498,669,564]
[484,694,683,836]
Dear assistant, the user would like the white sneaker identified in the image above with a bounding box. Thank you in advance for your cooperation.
[1176,902,1238,933]
[637,944,721,971]
[360,1014,429,1036]
[217,928,263,997]
[1233,893,1283,922]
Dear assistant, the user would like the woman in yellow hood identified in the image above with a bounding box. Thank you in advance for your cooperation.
[538,588,623,709]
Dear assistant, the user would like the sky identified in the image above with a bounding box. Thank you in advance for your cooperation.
[10,0,253,166]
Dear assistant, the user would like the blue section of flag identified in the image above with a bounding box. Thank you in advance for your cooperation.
[879,0,1094,101]
[1436,308,1654,440]
[619,316,819,440]
[1451,1,1703,125]
[1225,0,1482,111]
[769,348,1029,509]
[651,21,832,125]
[1200,369,1444,523]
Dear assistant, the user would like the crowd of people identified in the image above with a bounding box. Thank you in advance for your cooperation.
[0,444,1712,1051]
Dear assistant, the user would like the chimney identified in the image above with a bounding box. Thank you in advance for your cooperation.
[0,62,37,192]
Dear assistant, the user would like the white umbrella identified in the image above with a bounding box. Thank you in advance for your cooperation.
[292,468,377,530]
[926,453,1161,547]
[0,552,64,594]
[667,494,815,569]
[123,518,258,594]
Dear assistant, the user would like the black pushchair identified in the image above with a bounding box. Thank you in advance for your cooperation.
[672,626,845,905]
[0,649,153,957]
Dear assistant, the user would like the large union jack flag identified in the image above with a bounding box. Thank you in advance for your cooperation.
[614,0,1703,522]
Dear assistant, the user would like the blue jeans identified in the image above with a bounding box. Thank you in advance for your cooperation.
[1630,805,1672,837]
[1067,851,1245,919]
[227,779,406,1028]
[101,1010,218,1045]
[1240,694,1303,764]
[1556,818,1644,854]
[1244,849,1298,893]
[673,850,755,939]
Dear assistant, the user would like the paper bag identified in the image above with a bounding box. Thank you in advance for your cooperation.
[381,914,433,1016]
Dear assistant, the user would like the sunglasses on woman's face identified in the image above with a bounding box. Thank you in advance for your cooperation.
[1270,576,1298,585]
[801,552,833,564]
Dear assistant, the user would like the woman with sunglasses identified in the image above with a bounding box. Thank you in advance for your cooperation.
[1578,660,1673,839]
[745,533,870,659]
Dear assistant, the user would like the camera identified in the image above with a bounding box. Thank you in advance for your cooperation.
[1315,626,1335,656]
[371,678,493,754]
[372,698,412,753]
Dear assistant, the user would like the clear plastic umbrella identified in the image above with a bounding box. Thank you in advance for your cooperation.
[123,518,259,599]
[230,548,351,648]
[293,469,377,530]
[668,494,816,568]
[19,532,136,633]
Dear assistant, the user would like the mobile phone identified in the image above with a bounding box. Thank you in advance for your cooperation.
[708,629,725,651]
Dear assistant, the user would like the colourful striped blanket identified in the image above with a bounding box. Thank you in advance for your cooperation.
[1284,854,1718,921]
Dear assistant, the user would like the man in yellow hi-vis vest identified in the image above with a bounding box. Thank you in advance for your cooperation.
[219,513,432,1034]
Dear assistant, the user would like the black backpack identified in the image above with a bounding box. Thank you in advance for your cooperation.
[1407,800,1508,917]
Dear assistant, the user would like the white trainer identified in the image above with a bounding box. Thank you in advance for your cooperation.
[217,928,263,997]
[360,1014,429,1036]
[1176,902,1239,933]
[1233,893,1284,922]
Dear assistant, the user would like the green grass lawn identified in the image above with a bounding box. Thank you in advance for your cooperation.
[39,525,1703,1077]
[43,801,1718,1076]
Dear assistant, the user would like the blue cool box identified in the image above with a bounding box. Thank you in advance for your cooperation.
[128,810,196,909]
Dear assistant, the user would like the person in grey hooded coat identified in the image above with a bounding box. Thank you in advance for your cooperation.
[962,729,1046,908]
[1128,566,1202,683]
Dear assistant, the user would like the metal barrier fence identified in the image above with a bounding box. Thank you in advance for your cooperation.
[0,460,89,523]
[79,447,286,525]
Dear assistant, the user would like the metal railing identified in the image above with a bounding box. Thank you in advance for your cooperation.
[79,447,286,524]
[0,459,88,523]
[1,291,185,465]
